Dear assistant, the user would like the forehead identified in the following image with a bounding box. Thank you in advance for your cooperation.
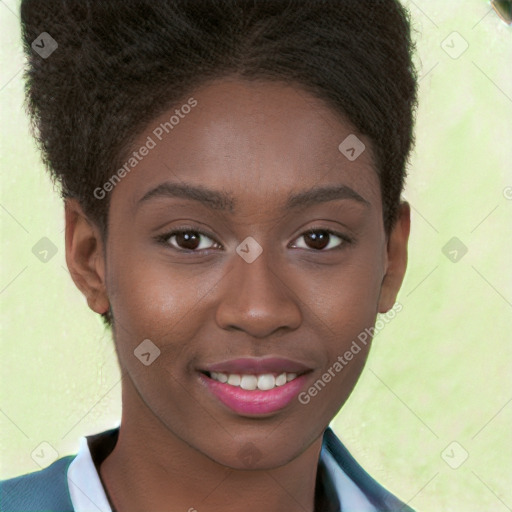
[111,77,381,215]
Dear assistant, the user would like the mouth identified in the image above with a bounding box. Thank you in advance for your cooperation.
[197,357,313,416]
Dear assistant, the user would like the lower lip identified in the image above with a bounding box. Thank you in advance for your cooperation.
[199,373,309,416]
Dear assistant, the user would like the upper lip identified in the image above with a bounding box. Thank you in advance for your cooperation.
[202,357,313,375]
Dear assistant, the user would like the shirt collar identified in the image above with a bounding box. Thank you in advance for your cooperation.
[67,434,113,512]
[67,426,377,512]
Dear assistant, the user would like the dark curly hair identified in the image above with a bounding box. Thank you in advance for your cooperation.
[20,0,418,326]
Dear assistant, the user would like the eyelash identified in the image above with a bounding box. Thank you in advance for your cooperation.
[154,225,353,253]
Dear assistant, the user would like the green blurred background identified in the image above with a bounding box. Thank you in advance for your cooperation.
[1,0,511,510]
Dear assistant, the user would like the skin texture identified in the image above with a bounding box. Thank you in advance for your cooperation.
[65,77,410,512]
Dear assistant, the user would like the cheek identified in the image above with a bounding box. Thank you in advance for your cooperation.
[304,256,384,329]
[298,248,385,386]
[105,248,226,349]
[298,261,381,418]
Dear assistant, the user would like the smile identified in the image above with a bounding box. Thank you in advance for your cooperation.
[199,371,311,416]
[207,371,298,390]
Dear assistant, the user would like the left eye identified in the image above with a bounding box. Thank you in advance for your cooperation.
[291,229,347,251]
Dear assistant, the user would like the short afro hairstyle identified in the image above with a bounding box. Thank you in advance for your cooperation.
[20,0,418,325]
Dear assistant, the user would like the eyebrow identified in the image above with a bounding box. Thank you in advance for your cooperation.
[137,182,369,212]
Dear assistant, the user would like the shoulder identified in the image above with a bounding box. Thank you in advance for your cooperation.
[0,455,76,512]
[322,427,414,512]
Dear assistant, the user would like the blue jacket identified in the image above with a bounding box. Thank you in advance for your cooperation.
[0,427,414,511]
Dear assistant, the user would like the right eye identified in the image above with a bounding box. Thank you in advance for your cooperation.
[156,228,222,252]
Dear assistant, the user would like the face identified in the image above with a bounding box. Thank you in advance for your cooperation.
[67,77,409,470]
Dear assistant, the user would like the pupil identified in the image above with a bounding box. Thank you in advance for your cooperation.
[306,231,329,250]
[177,231,199,250]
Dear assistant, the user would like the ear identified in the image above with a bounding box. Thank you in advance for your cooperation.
[64,198,109,315]
[378,201,410,313]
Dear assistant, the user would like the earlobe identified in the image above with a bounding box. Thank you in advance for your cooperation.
[64,199,110,315]
[378,201,410,313]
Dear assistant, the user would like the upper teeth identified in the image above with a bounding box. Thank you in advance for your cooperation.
[210,372,298,390]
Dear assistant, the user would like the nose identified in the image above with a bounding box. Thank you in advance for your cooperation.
[215,248,302,338]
